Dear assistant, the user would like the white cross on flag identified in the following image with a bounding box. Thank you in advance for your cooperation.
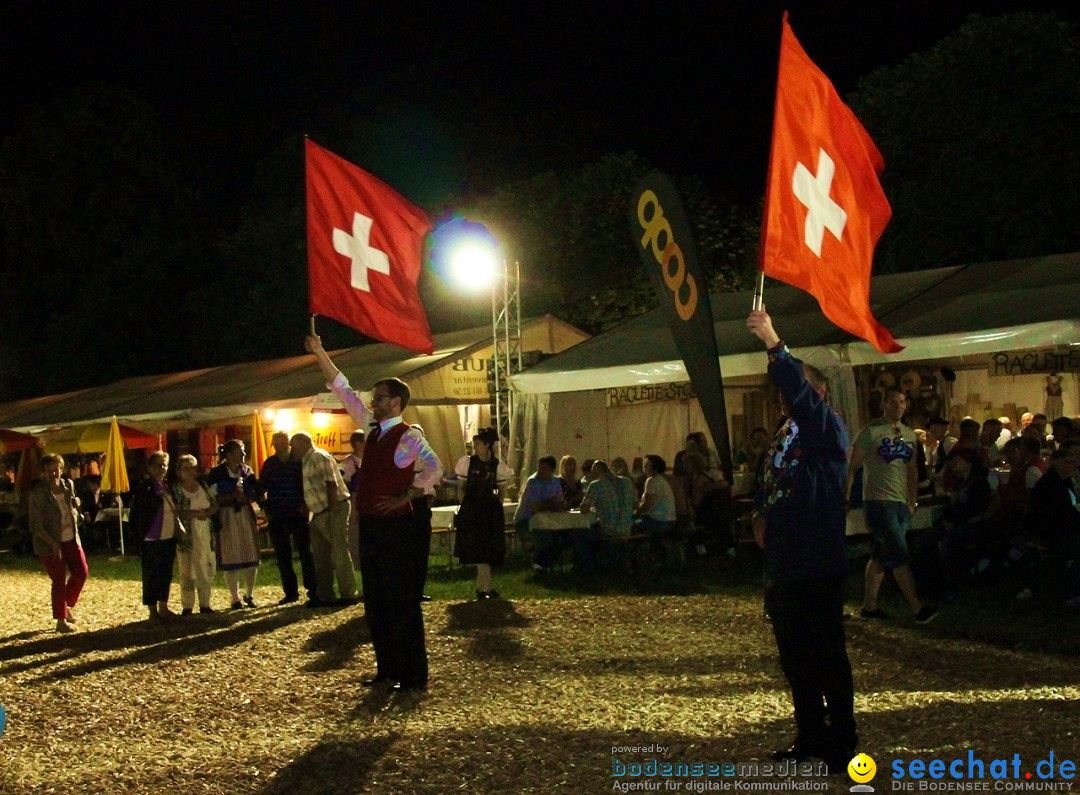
[306,139,434,354]
[760,13,901,353]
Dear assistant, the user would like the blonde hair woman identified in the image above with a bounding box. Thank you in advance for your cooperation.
[28,453,88,633]
[129,451,180,621]
[172,455,219,614]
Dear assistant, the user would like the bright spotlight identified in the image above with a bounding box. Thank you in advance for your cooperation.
[449,242,497,291]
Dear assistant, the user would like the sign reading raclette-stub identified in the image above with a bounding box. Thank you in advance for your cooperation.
[606,382,697,407]
[988,348,1080,377]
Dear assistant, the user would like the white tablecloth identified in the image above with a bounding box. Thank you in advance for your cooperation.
[529,510,594,531]
[430,502,519,530]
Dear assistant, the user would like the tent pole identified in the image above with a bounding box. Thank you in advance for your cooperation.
[117,494,125,556]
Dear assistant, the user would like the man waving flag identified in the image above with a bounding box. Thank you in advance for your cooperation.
[306,138,434,354]
[760,13,901,353]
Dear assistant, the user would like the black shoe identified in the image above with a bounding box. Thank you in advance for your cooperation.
[231,601,244,610]
[181,608,193,616]
[914,606,939,624]
[392,681,427,693]
[859,608,889,620]
[486,589,499,599]
[361,675,392,687]
[476,590,487,600]
[277,595,299,605]
[771,738,826,762]
[337,596,361,606]
[243,595,256,608]
[419,594,432,602]
[199,606,215,614]
[305,599,328,608]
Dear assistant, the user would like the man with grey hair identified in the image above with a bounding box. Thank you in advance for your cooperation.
[290,430,358,607]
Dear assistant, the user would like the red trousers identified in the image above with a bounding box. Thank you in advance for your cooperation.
[39,540,88,620]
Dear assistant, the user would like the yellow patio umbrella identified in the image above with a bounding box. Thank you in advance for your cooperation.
[249,411,269,478]
[100,416,131,555]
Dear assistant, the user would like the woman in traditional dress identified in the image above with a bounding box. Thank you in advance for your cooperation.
[207,440,260,609]
[130,450,180,621]
[453,428,513,599]
[172,454,219,614]
[28,453,88,633]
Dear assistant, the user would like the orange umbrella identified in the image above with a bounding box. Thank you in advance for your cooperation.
[48,422,155,455]
[249,411,269,478]
[0,429,37,454]
[15,440,44,494]
[100,417,131,556]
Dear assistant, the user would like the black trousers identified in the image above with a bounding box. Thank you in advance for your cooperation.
[358,513,428,686]
[766,574,856,749]
[411,497,433,598]
[141,537,177,605]
[268,513,316,600]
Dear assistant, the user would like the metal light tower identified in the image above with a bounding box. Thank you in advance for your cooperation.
[491,260,522,462]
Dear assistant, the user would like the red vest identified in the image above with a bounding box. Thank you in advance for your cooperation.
[354,422,414,517]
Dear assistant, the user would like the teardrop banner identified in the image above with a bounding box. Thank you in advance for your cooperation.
[628,170,733,481]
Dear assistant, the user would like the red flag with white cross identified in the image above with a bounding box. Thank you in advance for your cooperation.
[760,13,901,353]
[305,138,434,354]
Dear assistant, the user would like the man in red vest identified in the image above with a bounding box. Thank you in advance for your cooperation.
[306,335,443,692]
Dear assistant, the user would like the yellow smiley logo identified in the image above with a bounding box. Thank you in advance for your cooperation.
[848,753,876,783]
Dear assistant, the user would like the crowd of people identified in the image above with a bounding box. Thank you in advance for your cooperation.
[507,432,739,579]
[20,323,1079,723]
[903,411,1080,607]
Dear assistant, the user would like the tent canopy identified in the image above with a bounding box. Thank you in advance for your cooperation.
[511,253,1080,394]
[0,315,587,432]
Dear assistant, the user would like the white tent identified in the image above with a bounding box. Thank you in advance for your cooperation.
[510,253,1080,472]
[0,315,589,477]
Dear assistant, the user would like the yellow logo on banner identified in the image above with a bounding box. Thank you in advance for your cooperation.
[636,189,698,321]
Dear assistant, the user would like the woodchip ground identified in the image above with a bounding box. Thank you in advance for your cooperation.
[1,564,1077,794]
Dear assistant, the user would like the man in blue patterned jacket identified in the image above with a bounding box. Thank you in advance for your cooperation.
[748,304,856,773]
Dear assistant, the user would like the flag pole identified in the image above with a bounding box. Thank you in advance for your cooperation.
[752,271,765,311]
[310,314,317,336]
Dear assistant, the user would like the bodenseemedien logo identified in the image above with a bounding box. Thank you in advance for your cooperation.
[849,753,877,792]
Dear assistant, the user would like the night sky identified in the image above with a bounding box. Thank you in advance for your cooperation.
[8,0,1079,209]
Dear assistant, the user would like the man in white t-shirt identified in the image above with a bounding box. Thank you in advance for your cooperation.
[849,387,936,624]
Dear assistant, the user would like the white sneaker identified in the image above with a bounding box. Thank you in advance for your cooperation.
[66,606,77,623]
[56,619,75,633]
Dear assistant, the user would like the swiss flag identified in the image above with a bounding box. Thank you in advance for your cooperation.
[760,13,901,354]
[305,138,434,354]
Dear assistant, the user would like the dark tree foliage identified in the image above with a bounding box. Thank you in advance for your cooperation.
[455,152,759,334]
[0,85,205,398]
[850,12,1080,272]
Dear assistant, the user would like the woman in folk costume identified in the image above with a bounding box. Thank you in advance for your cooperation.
[454,428,513,599]
[171,454,219,614]
[130,450,181,621]
[207,440,261,610]
[28,453,88,633]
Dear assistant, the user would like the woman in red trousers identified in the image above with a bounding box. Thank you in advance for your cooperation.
[28,454,88,633]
